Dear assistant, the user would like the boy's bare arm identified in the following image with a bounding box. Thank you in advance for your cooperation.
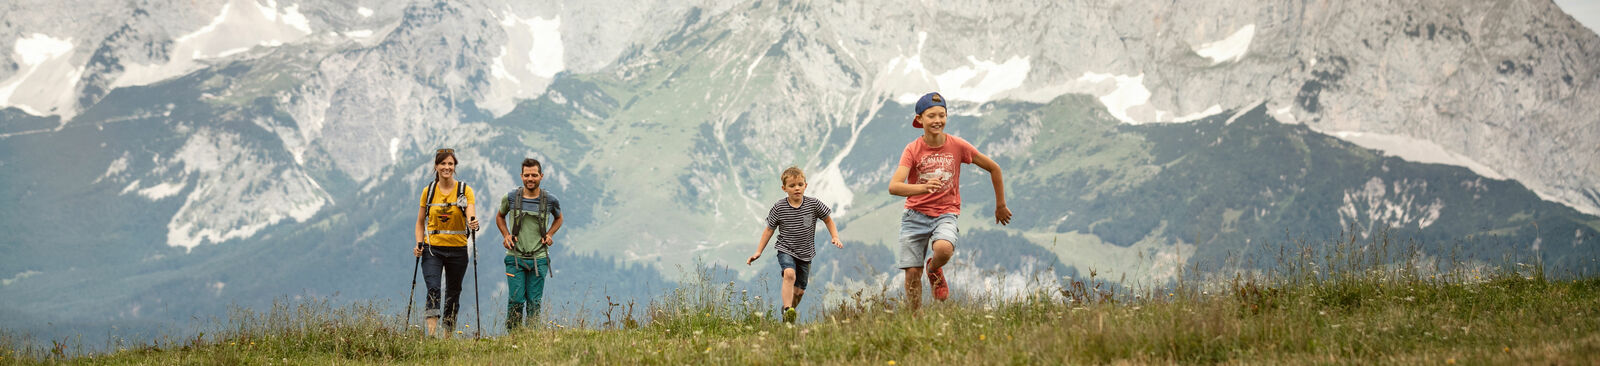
[822,215,844,248]
[972,152,1012,225]
[888,166,941,197]
[747,226,776,265]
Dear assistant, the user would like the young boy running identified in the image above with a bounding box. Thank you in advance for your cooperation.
[888,92,1013,311]
[746,166,844,323]
[495,158,563,331]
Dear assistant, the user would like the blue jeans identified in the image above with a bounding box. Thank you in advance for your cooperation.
[422,245,469,327]
[897,209,959,269]
[505,256,549,330]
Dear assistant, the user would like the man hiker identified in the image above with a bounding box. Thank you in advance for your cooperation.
[496,158,563,331]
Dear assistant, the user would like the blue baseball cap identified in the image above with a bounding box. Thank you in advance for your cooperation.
[912,92,946,128]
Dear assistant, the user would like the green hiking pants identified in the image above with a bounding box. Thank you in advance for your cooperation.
[504,255,549,331]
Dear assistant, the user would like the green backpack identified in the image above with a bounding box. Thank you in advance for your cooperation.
[506,187,551,259]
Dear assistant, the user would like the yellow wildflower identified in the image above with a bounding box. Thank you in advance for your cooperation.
[888,361,897,365]
[979,334,986,341]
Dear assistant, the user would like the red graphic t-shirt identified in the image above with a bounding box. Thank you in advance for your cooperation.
[898,135,977,216]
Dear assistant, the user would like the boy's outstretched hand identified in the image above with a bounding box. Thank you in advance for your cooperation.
[746,252,760,265]
[995,204,1012,225]
[831,237,844,249]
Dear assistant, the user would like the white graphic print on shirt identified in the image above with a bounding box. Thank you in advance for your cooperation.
[916,152,957,193]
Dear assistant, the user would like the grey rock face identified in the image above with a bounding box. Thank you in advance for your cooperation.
[1,0,1597,246]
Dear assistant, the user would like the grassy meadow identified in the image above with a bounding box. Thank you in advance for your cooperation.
[4,234,1598,365]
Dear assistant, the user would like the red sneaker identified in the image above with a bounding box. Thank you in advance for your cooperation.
[926,258,949,301]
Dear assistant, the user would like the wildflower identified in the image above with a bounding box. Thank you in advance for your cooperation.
[512,345,519,349]
[1503,346,1510,353]
[1447,358,1455,365]
[888,361,897,365]
[979,334,986,341]
[456,331,464,335]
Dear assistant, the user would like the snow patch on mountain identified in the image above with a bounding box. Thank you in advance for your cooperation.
[1073,71,1227,124]
[482,9,564,116]
[808,164,853,217]
[1,270,40,286]
[1338,176,1445,239]
[0,33,82,119]
[1078,72,1152,124]
[388,137,400,164]
[930,56,1031,105]
[138,181,188,200]
[165,129,330,251]
[114,0,314,89]
[357,6,374,18]
[884,33,1032,106]
[1331,131,1506,180]
[1192,24,1255,64]
[1172,105,1225,122]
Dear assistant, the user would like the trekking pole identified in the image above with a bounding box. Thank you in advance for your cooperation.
[405,247,421,331]
[469,219,482,339]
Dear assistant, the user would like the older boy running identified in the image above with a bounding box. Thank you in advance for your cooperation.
[888,92,1013,311]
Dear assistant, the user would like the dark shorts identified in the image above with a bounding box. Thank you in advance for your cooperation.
[776,252,812,290]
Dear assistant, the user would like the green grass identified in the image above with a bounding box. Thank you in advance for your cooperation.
[7,238,1599,365]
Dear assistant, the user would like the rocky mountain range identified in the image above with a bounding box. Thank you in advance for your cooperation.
[1,0,1597,345]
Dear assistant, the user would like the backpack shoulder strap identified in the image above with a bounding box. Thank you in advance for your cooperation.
[540,190,550,218]
[455,182,467,204]
[423,181,438,208]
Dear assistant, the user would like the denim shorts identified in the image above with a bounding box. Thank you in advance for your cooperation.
[896,209,959,269]
[776,252,812,290]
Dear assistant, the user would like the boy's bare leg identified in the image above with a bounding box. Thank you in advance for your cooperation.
[793,288,805,307]
[425,317,438,337]
[904,267,923,311]
[782,268,797,309]
[929,240,954,270]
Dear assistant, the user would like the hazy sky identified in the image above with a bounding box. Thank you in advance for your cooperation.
[1555,0,1600,35]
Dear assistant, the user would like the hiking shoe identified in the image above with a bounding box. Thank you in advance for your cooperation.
[782,307,798,324]
[927,258,949,301]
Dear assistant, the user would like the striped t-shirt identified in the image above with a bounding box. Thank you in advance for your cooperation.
[765,196,832,261]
